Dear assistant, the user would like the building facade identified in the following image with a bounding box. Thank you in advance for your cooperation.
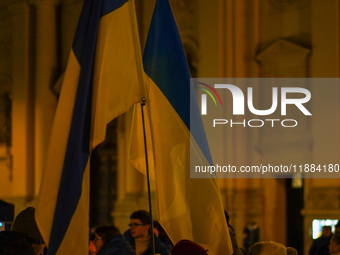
[0,1,340,254]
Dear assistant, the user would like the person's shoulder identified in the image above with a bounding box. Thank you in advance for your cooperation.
[98,234,135,255]
[123,229,132,238]
[0,231,31,246]
[111,234,131,246]
[154,235,170,255]
[0,231,35,255]
[123,229,134,244]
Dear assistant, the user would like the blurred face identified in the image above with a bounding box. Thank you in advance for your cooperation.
[129,219,149,239]
[93,233,103,252]
[329,238,340,254]
[323,227,332,237]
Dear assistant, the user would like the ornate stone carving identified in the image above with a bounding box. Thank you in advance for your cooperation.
[256,38,310,77]
[171,0,196,32]
[182,37,199,78]
[170,0,199,77]
[305,187,340,210]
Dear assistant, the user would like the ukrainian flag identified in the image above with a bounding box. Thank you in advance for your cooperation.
[130,0,233,254]
[36,0,144,254]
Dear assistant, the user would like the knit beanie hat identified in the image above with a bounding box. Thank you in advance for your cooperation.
[249,241,298,255]
[171,239,208,255]
[11,207,44,244]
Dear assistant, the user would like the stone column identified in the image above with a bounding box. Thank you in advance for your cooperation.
[303,1,340,254]
[255,39,311,246]
[29,0,60,196]
[10,0,35,202]
[217,1,262,249]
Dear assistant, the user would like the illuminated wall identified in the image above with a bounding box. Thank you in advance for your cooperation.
[0,1,339,255]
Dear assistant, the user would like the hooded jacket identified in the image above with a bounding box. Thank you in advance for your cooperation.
[0,231,35,255]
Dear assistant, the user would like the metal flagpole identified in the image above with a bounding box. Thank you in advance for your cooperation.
[127,0,155,252]
[140,97,156,255]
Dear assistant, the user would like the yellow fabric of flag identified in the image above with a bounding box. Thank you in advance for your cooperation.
[129,0,233,254]
[36,1,144,254]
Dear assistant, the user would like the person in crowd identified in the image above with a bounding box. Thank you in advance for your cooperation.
[309,226,333,255]
[243,222,252,254]
[224,210,245,255]
[329,233,340,255]
[249,241,298,255]
[335,222,340,234]
[93,225,120,253]
[171,239,208,255]
[123,210,170,255]
[250,222,260,247]
[89,240,97,255]
[89,226,97,255]
[153,221,173,251]
[0,207,45,255]
[93,225,134,255]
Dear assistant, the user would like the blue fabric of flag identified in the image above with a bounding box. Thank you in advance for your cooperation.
[143,0,213,165]
[48,1,128,254]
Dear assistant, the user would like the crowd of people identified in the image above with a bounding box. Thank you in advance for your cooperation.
[0,207,45,255]
[242,222,260,254]
[309,224,340,255]
[90,210,170,255]
[11,206,340,255]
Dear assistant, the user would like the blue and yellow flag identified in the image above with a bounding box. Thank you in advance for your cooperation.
[35,0,144,254]
[130,0,233,254]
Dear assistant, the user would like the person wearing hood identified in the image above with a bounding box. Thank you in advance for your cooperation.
[0,207,45,255]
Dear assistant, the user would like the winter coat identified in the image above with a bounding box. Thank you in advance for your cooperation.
[0,231,35,255]
[97,234,135,255]
[123,230,170,255]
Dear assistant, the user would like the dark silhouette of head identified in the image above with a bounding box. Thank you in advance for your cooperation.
[95,225,120,251]
[130,210,151,225]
